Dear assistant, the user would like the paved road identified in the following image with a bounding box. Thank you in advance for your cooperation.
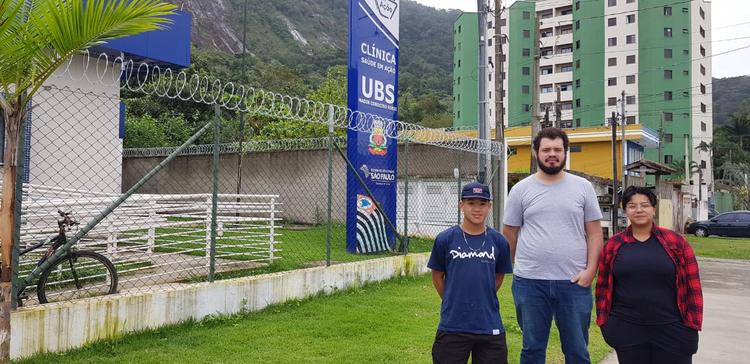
[599,257,750,364]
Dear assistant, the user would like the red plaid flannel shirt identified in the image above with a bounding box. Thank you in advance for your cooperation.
[595,225,703,330]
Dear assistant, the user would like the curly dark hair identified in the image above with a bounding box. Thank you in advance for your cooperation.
[532,127,569,153]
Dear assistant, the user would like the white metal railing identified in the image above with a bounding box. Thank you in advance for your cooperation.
[15,186,281,296]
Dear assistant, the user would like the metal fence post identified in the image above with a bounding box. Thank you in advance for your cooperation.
[402,138,410,255]
[325,105,334,266]
[209,105,221,282]
[10,119,26,310]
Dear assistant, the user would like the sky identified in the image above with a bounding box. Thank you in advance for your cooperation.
[411,0,750,78]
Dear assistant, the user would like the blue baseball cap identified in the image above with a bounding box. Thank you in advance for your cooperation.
[461,182,491,201]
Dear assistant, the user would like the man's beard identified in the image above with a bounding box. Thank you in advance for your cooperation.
[537,154,566,175]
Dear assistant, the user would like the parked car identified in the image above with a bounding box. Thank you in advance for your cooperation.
[686,211,750,238]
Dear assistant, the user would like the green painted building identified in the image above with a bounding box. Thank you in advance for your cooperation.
[454,0,714,218]
[452,12,479,131]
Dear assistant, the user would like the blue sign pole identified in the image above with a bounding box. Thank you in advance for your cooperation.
[347,0,400,253]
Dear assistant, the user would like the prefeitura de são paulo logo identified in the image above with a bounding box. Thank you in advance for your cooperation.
[368,119,388,156]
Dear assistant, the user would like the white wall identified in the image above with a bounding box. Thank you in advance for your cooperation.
[29,54,123,194]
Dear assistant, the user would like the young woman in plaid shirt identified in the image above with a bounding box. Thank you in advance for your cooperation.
[595,186,703,364]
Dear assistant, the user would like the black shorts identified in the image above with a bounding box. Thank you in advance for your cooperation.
[432,330,508,364]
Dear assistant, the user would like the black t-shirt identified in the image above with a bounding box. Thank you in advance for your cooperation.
[611,235,682,325]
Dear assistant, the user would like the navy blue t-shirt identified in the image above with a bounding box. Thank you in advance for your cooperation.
[427,225,513,335]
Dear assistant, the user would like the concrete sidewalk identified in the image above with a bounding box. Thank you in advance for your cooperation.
[598,257,750,363]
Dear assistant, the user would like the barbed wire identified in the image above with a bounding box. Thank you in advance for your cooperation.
[53,51,503,156]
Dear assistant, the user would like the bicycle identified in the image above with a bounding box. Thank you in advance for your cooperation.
[16,210,118,305]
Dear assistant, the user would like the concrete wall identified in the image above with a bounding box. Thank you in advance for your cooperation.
[11,253,431,360]
[122,144,477,224]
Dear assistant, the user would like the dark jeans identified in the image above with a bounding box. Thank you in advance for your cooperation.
[601,315,698,364]
[511,275,593,364]
[432,330,508,364]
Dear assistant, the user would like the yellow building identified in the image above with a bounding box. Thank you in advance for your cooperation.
[457,125,659,180]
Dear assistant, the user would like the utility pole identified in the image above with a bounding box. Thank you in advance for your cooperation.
[555,85,562,128]
[611,112,619,233]
[477,0,489,183]
[529,15,541,174]
[620,90,627,191]
[491,0,505,228]
[235,0,249,197]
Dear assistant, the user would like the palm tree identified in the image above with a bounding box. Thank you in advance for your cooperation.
[0,0,175,359]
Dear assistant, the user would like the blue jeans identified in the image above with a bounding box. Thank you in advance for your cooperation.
[511,275,592,364]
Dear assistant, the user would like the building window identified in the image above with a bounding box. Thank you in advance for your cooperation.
[524,104,530,112]
[608,37,617,47]
[488,38,492,46]
[570,144,583,152]
[664,49,672,58]
[489,73,492,81]
[626,95,636,104]
[701,160,707,169]
[700,7,705,19]
[626,14,636,23]
[608,57,617,66]
[683,70,689,76]
[682,28,689,34]
[664,70,672,79]
[541,66,553,75]
[701,103,707,113]
[608,0,616,6]
[560,64,573,73]
[576,1,580,10]
[608,97,617,106]
[560,83,572,91]
[683,49,689,55]
[626,34,636,44]
[626,116,636,124]
[664,133,673,143]
[558,45,573,54]
[522,85,530,94]
[560,102,573,110]
[541,29,553,37]
[523,29,530,38]
[664,112,673,121]
[700,26,705,38]
[683,113,690,119]
[682,7,688,14]
[608,17,617,26]
[500,18,506,26]
[664,28,672,37]
[575,59,580,69]
[541,85,553,93]
[575,40,580,49]
[700,64,706,75]
[701,122,707,131]
[522,67,530,75]
[488,56,492,64]
[700,83,706,94]
[664,91,673,100]
[541,47,553,56]
[700,46,706,57]
[626,75,636,84]
[664,6,672,16]
[576,79,581,88]
[457,110,460,119]
[664,155,673,164]
[608,78,617,86]
[575,99,581,107]
[576,118,581,127]
[682,91,689,97]
[523,48,530,57]
[523,11,530,20]
[626,55,636,64]
[575,20,580,30]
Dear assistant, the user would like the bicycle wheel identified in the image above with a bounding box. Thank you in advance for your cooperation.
[37,250,118,304]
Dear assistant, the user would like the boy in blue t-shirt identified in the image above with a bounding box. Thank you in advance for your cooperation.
[427,182,514,364]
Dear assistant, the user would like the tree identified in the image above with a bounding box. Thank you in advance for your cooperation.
[0,0,175,360]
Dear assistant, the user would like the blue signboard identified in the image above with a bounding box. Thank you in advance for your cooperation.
[347,0,400,253]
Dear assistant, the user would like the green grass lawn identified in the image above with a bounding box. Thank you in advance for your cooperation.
[16,274,610,364]
[685,235,750,260]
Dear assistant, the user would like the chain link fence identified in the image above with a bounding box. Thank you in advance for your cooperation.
[3,58,503,308]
